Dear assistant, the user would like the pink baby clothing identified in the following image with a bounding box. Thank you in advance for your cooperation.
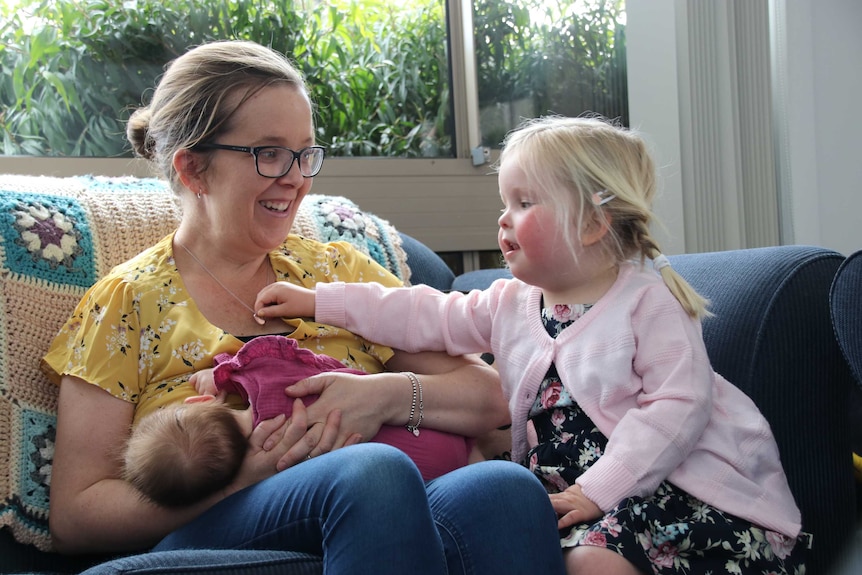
[212,336,472,481]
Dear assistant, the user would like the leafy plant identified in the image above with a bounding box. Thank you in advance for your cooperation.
[0,0,626,157]
[473,0,627,147]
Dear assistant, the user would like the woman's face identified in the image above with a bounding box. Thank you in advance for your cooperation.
[199,84,316,253]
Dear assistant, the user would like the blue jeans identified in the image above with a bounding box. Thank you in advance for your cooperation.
[155,443,564,574]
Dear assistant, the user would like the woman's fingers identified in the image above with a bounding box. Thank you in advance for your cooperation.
[284,373,333,398]
[251,413,286,451]
[314,408,352,453]
[275,404,349,470]
[273,400,317,471]
[251,398,355,474]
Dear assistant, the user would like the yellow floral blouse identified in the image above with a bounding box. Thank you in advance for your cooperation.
[42,233,401,426]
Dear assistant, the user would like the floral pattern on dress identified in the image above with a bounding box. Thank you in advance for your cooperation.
[523,302,809,575]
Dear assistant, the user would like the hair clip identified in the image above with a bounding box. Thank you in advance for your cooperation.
[592,190,616,206]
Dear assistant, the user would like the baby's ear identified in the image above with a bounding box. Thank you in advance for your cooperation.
[184,394,216,405]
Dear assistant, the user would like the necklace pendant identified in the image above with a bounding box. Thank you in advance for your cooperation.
[253,313,266,325]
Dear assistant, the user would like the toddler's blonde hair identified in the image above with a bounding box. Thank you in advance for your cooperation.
[499,115,709,318]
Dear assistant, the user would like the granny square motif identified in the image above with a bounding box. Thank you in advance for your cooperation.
[0,192,96,287]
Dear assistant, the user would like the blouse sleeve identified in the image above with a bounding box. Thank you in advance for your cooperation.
[42,274,146,404]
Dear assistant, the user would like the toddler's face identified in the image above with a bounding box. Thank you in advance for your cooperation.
[497,157,573,285]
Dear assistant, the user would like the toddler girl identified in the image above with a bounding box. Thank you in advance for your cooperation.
[254,116,809,575]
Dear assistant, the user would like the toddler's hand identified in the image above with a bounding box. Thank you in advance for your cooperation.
[548,483,603,529]
[255,281,316,321]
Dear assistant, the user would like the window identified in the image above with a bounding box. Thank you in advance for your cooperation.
[1,0,626,158]
[473,0,627,148]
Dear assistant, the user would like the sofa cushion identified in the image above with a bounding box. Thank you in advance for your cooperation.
[0,174,409,552]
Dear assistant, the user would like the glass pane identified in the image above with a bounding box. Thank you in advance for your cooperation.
[473,0,627,148]
[0,0,451,158]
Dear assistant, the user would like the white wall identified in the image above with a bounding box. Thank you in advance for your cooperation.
[628,0,862,257]
[625,0,686,256]
[798,0,862,256]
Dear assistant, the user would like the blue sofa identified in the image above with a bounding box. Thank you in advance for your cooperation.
[0,176,858,574]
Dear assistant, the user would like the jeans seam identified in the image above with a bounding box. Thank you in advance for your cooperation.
[435,516,473,575]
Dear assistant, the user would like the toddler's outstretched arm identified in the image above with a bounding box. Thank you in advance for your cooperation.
[255,281,316,320]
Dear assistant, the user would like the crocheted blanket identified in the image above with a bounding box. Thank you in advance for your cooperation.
[0,174,409,551]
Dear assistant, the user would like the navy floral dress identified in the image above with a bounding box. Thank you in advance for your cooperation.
[523,303,810,575]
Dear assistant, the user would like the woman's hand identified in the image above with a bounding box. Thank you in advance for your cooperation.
[255,281,316,320]
[286,351,509,447]
[239,398,362,477]
[285,372,386,448]
[548,483,603,529]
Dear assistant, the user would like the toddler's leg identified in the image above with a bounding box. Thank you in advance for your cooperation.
[565,546,643,575]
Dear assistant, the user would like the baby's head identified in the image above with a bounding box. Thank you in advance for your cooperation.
[499,115,659,265]
[124,401,247,507]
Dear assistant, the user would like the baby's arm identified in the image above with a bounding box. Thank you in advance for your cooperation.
[255,282,316,320]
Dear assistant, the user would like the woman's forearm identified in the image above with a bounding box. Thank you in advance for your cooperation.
[50,477,214,554]
[51,376,228,554]
[385,352,510,437]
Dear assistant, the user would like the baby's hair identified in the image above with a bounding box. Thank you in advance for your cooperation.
[499,115,710,319]
[126,40,310,190]
[124,402,247,508]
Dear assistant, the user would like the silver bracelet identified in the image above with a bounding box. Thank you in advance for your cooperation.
[404,371,424,437]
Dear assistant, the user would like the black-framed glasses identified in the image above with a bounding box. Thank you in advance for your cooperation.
[197,143,326,178]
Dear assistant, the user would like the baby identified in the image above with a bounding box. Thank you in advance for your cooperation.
[124,336,474,507]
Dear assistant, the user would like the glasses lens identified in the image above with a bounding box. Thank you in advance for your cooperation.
[255,147,324,178]
[255,148,291,178]
[299,147,325,177]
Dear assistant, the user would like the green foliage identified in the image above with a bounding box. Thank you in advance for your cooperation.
[0,0,625,157]
[473,0,627,147]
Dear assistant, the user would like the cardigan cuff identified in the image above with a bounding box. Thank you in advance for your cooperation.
[577,456,641,512]
[315,282,348,328]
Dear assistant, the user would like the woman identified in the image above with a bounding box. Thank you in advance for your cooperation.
[42,40,565,574]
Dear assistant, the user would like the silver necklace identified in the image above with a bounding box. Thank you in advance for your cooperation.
[176,241,270,325]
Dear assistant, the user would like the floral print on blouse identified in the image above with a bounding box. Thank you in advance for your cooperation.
[42,233,401,426]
